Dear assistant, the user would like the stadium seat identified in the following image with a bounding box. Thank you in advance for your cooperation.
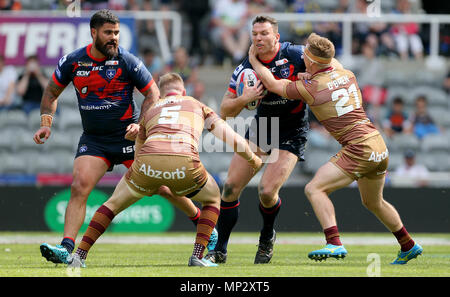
[27,109,42,131]
[389,134,420,151]
[58,84,78,109]
[303,150,329,174]
[421,134,449,153]
[199,152,233,174]
[428,107,450,127]
[419,152,449,172]
[57,109,82,131]
[15,128,44,153]
[0,129,14,153]
[44,133,77,154]
[387,152,404,172]
[0,153,29,174]
[0,110,29,131]
[28,153,60,174]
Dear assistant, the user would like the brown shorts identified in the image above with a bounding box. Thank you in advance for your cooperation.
[330,134,389,180]
[125,154,208,197]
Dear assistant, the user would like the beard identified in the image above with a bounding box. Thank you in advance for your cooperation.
[95,37,118,59]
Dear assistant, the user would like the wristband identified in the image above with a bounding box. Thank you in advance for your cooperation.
[40,114,53,128]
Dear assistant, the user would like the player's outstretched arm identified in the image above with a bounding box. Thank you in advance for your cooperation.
[248,45,289,98]
[209,118,262,174]
[33,80,65,144]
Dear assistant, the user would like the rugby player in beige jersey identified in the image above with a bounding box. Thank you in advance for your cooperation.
[249,33,422,265]
[68,73,262,268]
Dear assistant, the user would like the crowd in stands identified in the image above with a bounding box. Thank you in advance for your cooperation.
[0,0,449,185]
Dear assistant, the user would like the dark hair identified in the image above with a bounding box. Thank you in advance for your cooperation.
[26,55,39,62]
[252,15,278,33]
[415,95,427,104]
[392,97,404,105]
[90,9,120,29]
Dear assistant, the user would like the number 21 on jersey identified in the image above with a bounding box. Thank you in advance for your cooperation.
[331,83,361,117]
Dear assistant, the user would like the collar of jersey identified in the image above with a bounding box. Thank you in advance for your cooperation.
[312,66,334,78]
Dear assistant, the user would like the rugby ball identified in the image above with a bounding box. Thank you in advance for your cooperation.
[236,68,264,110]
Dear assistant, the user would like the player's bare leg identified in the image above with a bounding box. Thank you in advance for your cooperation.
[254,149,297,264]
[304,162,354,229]
[357,177,423,264]
[357,177,402,232]
[206,151,259,262]
[188,174,221,267]
[158,185,218,251]
[68,176,145,267]
[40,156,109,264]
[304,162,353,261]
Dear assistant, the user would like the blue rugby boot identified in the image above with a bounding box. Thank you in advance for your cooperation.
[207,228,218,251]
[308,244,348,261]
[391,243,423,265]
[188,256,219,267]
[40,243,71,264]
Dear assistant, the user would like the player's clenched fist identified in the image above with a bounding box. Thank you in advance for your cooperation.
[33,127,51,144]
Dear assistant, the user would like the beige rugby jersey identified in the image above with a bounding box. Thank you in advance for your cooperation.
[137,95,221,157]
[284,67,379,145]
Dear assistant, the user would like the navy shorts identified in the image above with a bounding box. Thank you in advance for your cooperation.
[75,133,135,171]
[245,116,308,161]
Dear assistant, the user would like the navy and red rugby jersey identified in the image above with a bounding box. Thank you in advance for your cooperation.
[53,44,153,140]
[228,42,308,129]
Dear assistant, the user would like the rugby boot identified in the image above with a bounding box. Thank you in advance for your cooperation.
[308,244,348,261]
[188,256,218,267]
[204,250,227,264]
[67,253,86,268]
[40,243,71,264]
[391,243,423,265]
[254,230,276,264]
[207,228,218,252]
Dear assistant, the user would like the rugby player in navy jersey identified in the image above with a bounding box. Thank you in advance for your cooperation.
[33,10,215,265]
[205,16,309,264]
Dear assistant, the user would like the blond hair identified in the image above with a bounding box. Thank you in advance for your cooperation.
[305,33,335,65]
[158,72,184,93]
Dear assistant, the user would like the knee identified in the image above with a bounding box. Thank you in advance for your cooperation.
[70,179,91,202]
[361,198,383,212]
[258,184,277,206]
[304,182,317,199]
[222,182,240,202]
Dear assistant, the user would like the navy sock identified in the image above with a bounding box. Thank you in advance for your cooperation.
[259,198,281,241]
[214,200,240,253]
[61,237,75,254]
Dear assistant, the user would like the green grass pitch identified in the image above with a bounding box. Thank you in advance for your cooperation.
[0,232,449,277]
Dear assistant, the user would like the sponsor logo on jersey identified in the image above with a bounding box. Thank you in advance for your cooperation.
[139,164,186,180]
[105,60,119,66]
[275,58,288,66]
[368,148,389,162]
[78,61,93,67]
[133,61,143,72]
[76,70,90,77]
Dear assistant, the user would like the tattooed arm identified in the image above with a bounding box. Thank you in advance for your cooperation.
[33,80,65,144]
